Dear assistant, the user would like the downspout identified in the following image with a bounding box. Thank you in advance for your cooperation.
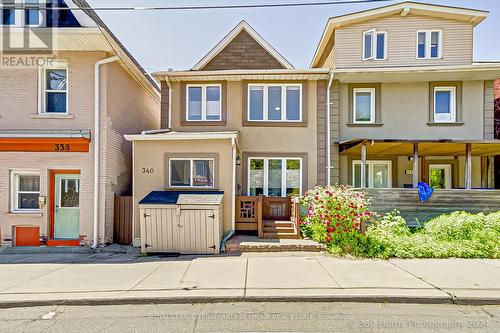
[220,136,237,252]
[92,55,119,249]
[326,72,334,186]
[165,76,173,129]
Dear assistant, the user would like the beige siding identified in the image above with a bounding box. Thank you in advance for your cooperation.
[170,80,319,193]
[102,62,160,242]
[132,139,234,242]
[334,14,473,69]
[339,80,485,140]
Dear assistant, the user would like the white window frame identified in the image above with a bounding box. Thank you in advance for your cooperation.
[186,84,222,121]
[363,29,387,61]
[168,158,215,188]
[416,30,442,59]
[247,157,303,197]
[433,86,456,123]
[1,0,46,27]
[38,61,69,115]
[352,160,392,188]
[10,170,41,213]
[353,88,376,124]
[247,83,302,122]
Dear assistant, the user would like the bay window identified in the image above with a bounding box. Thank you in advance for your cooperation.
[186,84,221,121]
[169,158,214,188]
[352,161,392,188]
[248,84,302,122]
[248,157,302,197]
[11,171,40,212]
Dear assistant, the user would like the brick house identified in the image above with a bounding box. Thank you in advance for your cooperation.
[0,0,160,247]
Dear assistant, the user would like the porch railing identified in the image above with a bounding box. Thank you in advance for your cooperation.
[235,195,300,238]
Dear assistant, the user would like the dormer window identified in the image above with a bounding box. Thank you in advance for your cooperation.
[417,30,441,59]
[363,29,386,60]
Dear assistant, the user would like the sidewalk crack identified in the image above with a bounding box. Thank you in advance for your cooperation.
[388,260,456,303]
[314,257,341,288]
[128,262,165,291]
[243,258,249,299]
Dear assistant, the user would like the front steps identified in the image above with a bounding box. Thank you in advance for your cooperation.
[225,235,325,253]
[262,220,299,239]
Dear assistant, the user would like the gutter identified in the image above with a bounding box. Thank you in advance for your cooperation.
[92,55,119,249]
[220,136,238,253]
[164,76,173,129]
[326,72,334,186]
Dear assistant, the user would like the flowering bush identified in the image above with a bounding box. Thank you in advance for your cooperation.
[300,185,376,254]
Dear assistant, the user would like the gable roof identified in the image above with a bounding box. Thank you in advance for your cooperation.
[311,1,489,68]
[192,20,294,70]
[72,0,160,97]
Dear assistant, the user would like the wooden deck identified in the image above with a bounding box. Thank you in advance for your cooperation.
[235,196,300,239]
[366,188,500,226]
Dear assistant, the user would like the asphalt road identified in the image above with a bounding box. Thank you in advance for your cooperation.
[0,302,499,333]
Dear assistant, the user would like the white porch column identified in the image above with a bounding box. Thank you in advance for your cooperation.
[413,143,419,188]
[360,141,367,188]
[465,143,472,190]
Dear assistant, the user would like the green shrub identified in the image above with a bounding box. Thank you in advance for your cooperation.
[365,211,500,259]
[300,186,500,259]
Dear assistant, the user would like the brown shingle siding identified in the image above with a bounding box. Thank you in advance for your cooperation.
[201,30,286,70]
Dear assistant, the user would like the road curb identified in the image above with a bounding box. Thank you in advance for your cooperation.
[2,294,498,309]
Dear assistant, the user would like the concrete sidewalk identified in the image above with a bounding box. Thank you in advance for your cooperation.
[0,253,498,307]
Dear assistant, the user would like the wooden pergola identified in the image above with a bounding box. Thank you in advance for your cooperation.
[340,139,500,189]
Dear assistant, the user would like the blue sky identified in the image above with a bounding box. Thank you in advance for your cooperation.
[89,0,500,72]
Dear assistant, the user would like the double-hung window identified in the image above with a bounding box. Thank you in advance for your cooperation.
[2,2,16,25]
[353,88,375,123]
[39,63,68,114]
[248,84,302,122]
[248,157,302,197]
[352,161,392,188]
[11,171,40,212]
[169,158,214,188]
[186,84,221,121]
[433,86,456,123]
[417,30,441,59]
[363,29,386,60]
[1,0,45,26]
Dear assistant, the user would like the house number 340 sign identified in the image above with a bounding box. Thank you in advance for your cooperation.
[142,168,154,174]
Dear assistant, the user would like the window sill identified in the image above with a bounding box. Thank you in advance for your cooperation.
[30,114,74,119]
[427,122,464,126]
[346,123,383,127]
[6,212,43,217]
[180,120,226,126]
[243,121,307,127]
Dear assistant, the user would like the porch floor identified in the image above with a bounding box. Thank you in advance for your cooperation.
[225,235,325,253]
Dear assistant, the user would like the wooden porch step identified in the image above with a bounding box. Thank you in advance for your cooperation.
[263,228,296,234]
[263,220,294,227]
[262,232,299,239]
